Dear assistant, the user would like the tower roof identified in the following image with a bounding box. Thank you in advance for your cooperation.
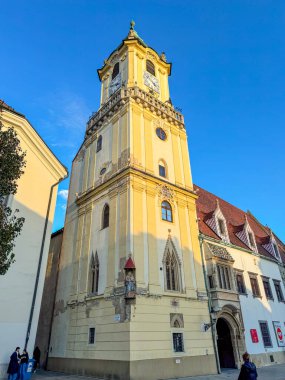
[97,21,171,81]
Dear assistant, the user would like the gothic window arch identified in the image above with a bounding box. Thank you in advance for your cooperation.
[102,204,109,229]
[161,201,172,222]
[112,62,119,79]
[163,246,181,292]
[158,159,167,178]
[146,59,155,76]
[90,252,99,294]
[96,135,102,152]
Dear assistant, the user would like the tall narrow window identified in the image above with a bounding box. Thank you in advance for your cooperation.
[273,280,284,302]
[161,201,172,222]
[259,321,272,348]
[273,243,280,259]
[89,327,95,344]
[165,250,180,291]
[112,62,119,79]
[218,218,226,235]
[172,333,184,352]
[248,232,255,247]
[96,135,102,152]
[90,252,99,294]
[217,265,231,290]
[249,275,261,297]
[262,277,273,300]
[159,161,167,178]
[236,272,246,294]
[146,59,155,76]
[102,204,109,229]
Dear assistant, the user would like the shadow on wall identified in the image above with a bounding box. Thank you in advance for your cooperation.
[0,200,53,379]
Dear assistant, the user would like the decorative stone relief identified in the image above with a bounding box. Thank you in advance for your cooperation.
[157,184,176,206]
[170,313,184,327]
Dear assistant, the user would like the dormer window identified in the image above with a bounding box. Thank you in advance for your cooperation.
[248,231,255,248]
[273,242,280,260]
[112,62,119,79]
[218,218,226,235]
[146,59,155,76]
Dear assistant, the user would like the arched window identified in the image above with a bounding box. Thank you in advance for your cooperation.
[112,62,119,80]
[96,135,102,152]
[165,249,180,291]
[146,59,155,76]
[159,160,167,178]
[90,252,99,294]
[161,201,172,222]
[102,204,109,229]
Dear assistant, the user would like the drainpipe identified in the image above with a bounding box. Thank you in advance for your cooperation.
[24,175,68,350]
[199,235,221,374]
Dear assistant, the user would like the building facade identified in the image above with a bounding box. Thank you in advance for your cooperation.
[47,23,217,380]
[0,101,67,379]
[196,185,285,370]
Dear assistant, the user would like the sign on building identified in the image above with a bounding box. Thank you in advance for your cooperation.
[250,329,259,343]
[272,321,285,347]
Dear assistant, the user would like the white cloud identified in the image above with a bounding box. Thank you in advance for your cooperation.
[61,204,67,211]
[58,189,69,200]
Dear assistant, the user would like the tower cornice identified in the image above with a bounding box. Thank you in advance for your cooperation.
[85,86,184,140]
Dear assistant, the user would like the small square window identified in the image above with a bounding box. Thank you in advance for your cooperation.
[172,332,184,352]
[89,327,95,344]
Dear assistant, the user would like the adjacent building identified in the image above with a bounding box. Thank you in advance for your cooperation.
[196,185,285,370]
[47,23,217,380]
[0,101,67,379]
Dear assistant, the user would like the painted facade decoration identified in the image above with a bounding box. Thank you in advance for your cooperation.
[195,185,285,370]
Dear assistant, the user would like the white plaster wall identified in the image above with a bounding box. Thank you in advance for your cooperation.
[231,250,285,356]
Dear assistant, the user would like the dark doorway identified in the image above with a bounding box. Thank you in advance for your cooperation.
[216,318,236,368]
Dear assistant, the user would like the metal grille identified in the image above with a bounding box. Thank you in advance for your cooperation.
[173,332,184,352]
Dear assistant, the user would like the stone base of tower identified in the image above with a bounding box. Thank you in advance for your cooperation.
[48,355,217,380]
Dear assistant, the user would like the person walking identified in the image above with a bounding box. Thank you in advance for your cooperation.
[19,350,29,380]
[238,352,258,380]
[32,346,41,373]
[7,347,20,380]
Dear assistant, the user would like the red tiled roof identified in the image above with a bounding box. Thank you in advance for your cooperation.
[194,184,285,264]
[0,99,24,117]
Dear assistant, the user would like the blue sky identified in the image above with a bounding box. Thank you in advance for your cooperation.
[1,0,285,240]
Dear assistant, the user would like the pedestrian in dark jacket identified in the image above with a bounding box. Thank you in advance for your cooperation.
[238,352,258,380]
[19,350,29,380]
[32,346,41,373]
[7,347,20,380]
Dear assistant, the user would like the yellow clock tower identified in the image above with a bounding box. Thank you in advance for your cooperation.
[48,22,217,380]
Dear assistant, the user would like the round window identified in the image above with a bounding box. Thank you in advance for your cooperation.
[156,127,166,141]
[100,167,107,175]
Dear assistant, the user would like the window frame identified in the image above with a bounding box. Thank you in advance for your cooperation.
[218,218,226,235]
[259,321,272,348]
[146,59,155,76]
[249,274,261,298]
[88,327,96,345]
[112,62,119,80]
[165,249,181,292]
[156,127,167,141]
[262,277,274,300]
[159,163,166,178]
[102,204,110,229]
[90,252,99,295]
[172,332,184,353]
[236,271,246,295]
[161,201,173,222]
[273,280,284,302]
[96,135,102,152]
[217,264,231,290]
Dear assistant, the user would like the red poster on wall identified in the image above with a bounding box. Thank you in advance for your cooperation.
[250,329,259,343]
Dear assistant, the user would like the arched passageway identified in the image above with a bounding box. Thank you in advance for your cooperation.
[216,318,236,369]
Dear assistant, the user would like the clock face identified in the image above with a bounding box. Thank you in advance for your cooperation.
[109,73,121,96]
[143,71,160,93]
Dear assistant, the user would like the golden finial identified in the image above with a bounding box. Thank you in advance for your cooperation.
[130,20,135,30]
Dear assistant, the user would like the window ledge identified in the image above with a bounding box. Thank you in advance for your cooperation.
[252,295,262,299]
[239,292,248,296]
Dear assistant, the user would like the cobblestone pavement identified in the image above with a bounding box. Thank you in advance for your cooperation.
[33,363,285,380]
